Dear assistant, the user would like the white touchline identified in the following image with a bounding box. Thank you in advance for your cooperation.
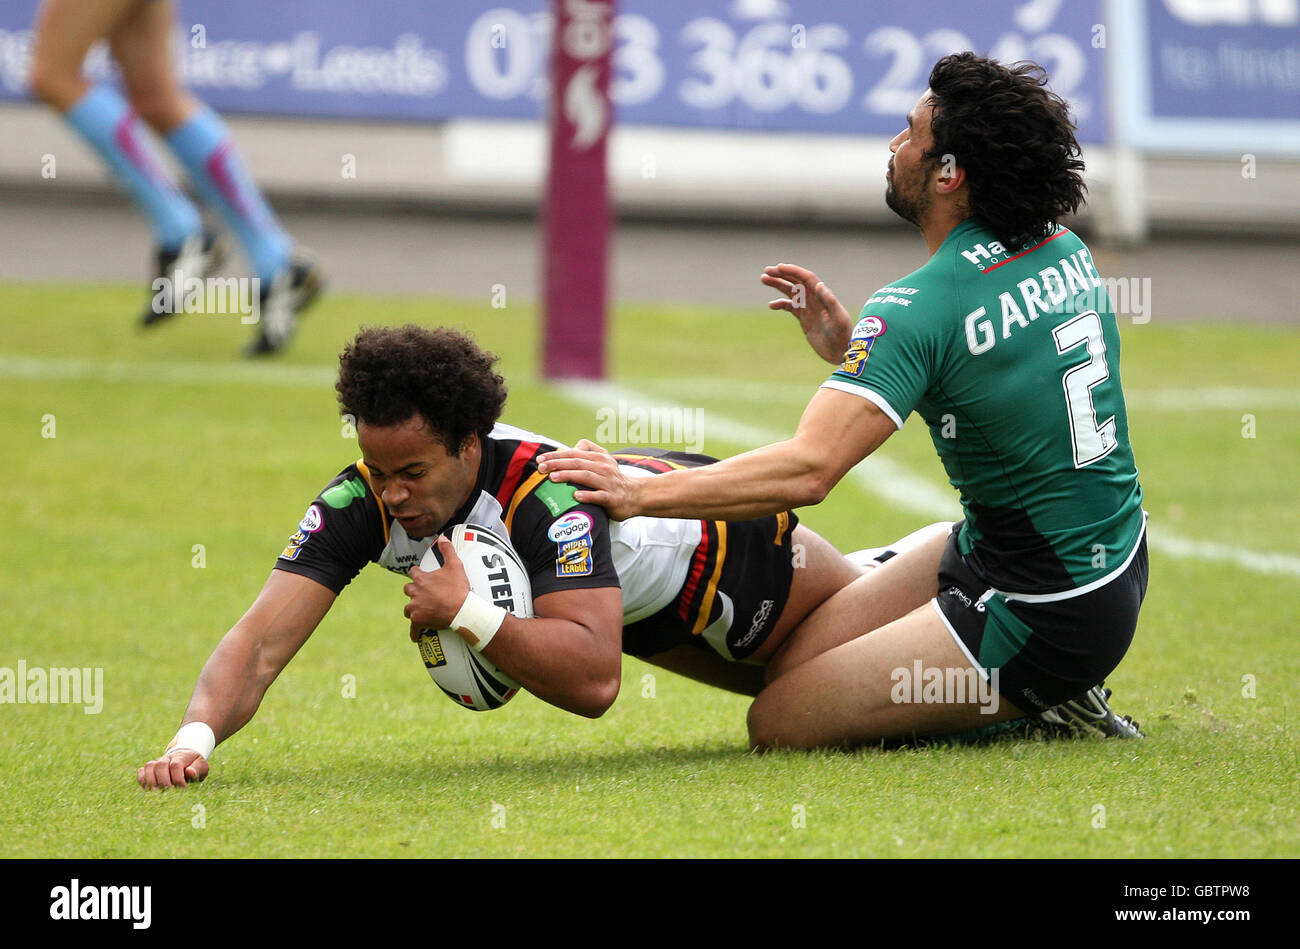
[0,354,336,389]
[554,380,1300,580]
[5,356,1297,411]
[1124,387,1300,412]
[556,380,961,518]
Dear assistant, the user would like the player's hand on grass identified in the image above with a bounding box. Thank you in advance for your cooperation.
[405,535,471,641]
[761,263,852,365]
[137,749,208,789]
[537,439,640,521]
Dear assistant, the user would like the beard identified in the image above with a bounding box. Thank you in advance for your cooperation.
[884,160,932,227]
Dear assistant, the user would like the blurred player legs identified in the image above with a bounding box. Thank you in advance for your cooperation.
[28,0,321,354]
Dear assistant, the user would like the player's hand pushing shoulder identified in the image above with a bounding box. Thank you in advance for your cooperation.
[137,748,209,790]
[536,439,641,520]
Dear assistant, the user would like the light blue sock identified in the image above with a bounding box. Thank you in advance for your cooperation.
[64,85,201,250]
[166,107,291,280]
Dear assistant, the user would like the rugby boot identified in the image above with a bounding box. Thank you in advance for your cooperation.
[244,252,324,356]
[1038,684,1145,738]
[140,230,229,327]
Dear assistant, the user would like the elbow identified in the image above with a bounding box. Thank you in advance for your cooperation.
[577,671,621,719]
[575,622,622,718]
[792,470,833,508]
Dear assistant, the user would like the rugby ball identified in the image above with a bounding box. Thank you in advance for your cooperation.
[415,523,533,711]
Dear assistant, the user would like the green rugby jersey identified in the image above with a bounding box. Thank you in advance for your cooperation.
[823,218,1145,599]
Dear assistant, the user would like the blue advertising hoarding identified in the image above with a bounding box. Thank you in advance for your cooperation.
[1113,0,1300,154]
[1148,0,1300,121]
[0,0,1109,141]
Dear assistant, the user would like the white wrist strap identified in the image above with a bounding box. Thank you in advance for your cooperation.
[451,591,507,652]
[167,721,216,760]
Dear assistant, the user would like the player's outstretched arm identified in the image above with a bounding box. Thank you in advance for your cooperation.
[137,570,336,788]
[539,388,895,521]
[761,263,854,365]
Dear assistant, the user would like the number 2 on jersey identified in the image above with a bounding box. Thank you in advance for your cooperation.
[1053,311,1118,469]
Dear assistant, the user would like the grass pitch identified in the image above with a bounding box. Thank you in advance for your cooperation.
[1,281,1297,859]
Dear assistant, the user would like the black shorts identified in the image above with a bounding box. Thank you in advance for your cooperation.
[622,510,799,662]
[934,527,1149,712]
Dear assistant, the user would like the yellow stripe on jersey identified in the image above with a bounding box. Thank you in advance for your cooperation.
[353,460,390,545]
[774,511,790,547]
[505,470,550,534]
[692,520,728,635]
[610,451,688,469]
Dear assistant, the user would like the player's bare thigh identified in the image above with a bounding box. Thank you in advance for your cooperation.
[29,0,142,110]
[636,646,767,697]
[109,0,198,131]
[636,524,857,696]
[763,524,949,682]
[747,602,1024,750]
[746,524,861,665]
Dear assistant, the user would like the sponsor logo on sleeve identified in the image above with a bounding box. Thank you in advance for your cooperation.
[557,537,594,577]
[839,315,887,378]
[280,528,308,561]
[299,504,324,533]
[547,511,594,542]
[548,511,595,578]
[281,502,325,560]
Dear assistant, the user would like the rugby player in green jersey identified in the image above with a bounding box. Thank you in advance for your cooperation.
[539,53,1148,750]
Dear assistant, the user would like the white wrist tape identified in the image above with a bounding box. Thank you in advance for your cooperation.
[451,591,508,652]
[168,721,216,760]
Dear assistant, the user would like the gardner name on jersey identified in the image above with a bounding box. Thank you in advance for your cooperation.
[273,423,799,662]
[823,219,1145,600]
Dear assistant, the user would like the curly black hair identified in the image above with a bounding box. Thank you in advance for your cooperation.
[336,325,507,455]
[926,52,1087,252]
